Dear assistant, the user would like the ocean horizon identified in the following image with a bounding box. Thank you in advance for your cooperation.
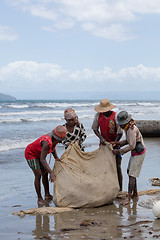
[2,89,160,101]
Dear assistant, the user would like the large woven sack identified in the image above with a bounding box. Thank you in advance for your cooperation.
[53,142,119,208]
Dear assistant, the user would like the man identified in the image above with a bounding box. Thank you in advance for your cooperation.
[112,111,146,205]
[92,98,123,191]
[25,125,67,205]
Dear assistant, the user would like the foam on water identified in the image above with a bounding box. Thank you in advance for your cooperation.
[0,99,160,153]
[0,138,34,152]
[34,102,98,108]
[6,104,29,108]
[0,116,62,124]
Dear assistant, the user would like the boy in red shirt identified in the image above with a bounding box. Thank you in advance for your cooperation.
[25,125,67,205]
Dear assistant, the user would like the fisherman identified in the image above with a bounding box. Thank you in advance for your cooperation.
[25,125,67,205]
[112,111,146,205]
[92,98,123,191]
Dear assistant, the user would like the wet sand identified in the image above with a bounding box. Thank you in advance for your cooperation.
[0,138,160,240]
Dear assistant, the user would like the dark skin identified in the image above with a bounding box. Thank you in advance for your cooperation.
[65,117,80,146]
[94,110,123,190]
[32,134,62,205]
[94,111,123,144]
[112,124,138,205]
[65,118,76,132]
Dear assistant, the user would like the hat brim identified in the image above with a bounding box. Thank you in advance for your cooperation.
[52,132,65,141]
[94,104,116,113]
[117,114,132,125]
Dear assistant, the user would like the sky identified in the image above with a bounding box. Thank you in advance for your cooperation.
[0,0,160,100]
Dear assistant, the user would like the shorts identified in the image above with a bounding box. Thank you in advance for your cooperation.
[127,152,146,178]
[26,158,45,171]
[116,152,122,160]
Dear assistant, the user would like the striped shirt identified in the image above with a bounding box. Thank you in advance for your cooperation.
[63,122,86,150]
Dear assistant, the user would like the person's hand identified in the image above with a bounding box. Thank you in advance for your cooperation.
[112,149,120,155]
[110,141,116,147]
[100,137,106,145]
[66,143,71,147]
[111,141,120,148]
[49,171,56,182]
[75,140,80,145]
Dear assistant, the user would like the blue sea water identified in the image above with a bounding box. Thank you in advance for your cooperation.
[0,99,160,240]
[1,99,160,153]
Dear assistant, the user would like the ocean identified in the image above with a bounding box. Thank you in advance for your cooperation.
[1,99,160,240]
[1,99,160,153]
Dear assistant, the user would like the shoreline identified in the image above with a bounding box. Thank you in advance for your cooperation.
[0,137,160,239]
[2,193,160,240]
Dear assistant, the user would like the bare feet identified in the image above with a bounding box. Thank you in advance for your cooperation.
[45,194,53,201]
[37,198,49,205]
[131,195,139,200]
[120,198,130,205]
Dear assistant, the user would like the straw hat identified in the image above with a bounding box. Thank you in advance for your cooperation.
[117,111,131,125]
[52,125,67,141]
[94,99,116,113]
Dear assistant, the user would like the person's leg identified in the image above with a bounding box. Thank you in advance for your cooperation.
[41,171,53,200]
[120,176,136,205]
[32,169,43,203]
[26,158,49,204]
[116,155,123,191]
[132,178,139,199]
[33,169,48,204]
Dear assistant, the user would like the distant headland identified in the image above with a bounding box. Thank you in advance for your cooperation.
[0,93,16,100]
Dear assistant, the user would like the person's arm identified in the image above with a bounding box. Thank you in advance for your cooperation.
[119,129,136,155]
[92,113,106,145]
[52,149,60,161]
[112,129,136,155]
[93,129,106,145]
[40,141,55,182]
[115,133,123,142]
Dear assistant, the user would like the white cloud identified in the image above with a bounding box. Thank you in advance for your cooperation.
[82,22,136,41]
[23,5,58,20]
[6,0,160,41]
[0,61,160,92]
[0,26,18,41]
[127,0,160,14]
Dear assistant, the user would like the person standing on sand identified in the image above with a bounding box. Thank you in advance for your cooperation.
[112,111,146,205]
[92,98,123,191]
[63,107,86,151]
[25,125,67,205]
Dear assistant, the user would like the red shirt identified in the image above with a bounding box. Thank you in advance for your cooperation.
[98,111,118,142]
[25,135,55,160]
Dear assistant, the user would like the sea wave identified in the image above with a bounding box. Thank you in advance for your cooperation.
[0,110,63,116]
[33,102,99,108]
[6,104,29,108]
[0,109,93,116]
[0,116,62,124]
[0,138,34,152]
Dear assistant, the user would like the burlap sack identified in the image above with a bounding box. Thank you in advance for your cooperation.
[53,142,119,208]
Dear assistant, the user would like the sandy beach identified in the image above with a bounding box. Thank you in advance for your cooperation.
[0,137,160,240]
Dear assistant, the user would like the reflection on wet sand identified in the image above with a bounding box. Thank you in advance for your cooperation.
[32,203,123,239]
[32,214,54,239]
[31,198,160,240]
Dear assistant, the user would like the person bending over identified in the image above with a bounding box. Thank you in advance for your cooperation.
[92,98,123,191]
[112,111,146,205]
[25,125,67,205]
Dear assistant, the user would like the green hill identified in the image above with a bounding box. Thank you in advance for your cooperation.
[0,93,16,100]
